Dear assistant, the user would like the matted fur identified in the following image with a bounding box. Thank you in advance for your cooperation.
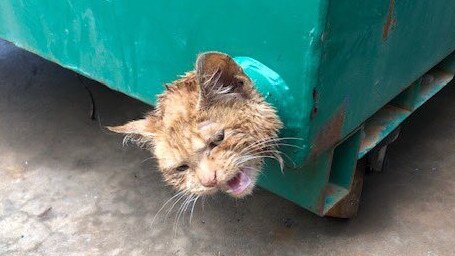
[109,52,282,198]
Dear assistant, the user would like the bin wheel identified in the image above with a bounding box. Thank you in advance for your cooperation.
[366,127,400,172]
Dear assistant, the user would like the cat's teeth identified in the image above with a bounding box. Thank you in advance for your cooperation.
[226,170,251,195]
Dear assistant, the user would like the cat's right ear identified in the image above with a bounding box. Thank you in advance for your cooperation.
[195,52,251,108]
[107,114,158,137]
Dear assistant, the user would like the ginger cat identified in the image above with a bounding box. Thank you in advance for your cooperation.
[109,52,282,198]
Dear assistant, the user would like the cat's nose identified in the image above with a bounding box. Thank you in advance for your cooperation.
[198,172,217,188]
[197,160,218,187]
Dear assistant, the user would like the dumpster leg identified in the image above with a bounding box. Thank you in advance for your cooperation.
[323,128,364,218]
[325,159,365,218]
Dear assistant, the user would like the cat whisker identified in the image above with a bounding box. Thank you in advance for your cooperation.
[243,148,295,168]
[266,137,306,141]
[240,138,305,156]
[234,151,277,165]
[181,195,194,222]
[236,148,283,163]
[151,190,187,228]
[174,193,200,234]
[140,156,158,164]
[183,195,197,224]
[189,195,200,224]
[272,150,295,168]
[173,194,193,234]
[122,135,130,147]
[238,138,274,155]
[239,141,304,169]
[235,154,284,172]
[240,148,282,158]
[165,191,188,218]
[238,139,280,156]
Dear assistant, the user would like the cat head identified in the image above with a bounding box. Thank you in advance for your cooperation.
[109,52,282,198]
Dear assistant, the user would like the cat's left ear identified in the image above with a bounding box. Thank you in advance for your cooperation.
[195,52,252,107]
[107,114,158,138]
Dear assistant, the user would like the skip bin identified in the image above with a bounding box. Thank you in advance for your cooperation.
[1,0,454,217]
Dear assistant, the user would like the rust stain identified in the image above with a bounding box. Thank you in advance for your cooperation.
[360,104,409,154]
[310,106,318,120]
[316,197,325,215]
[310,106,346,159]
[324,184,337,195]
[314,182,329,215]
[312,88,319,100]
[359,124,383,153]
[383,0,396,40]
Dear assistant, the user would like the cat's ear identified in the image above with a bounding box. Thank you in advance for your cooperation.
[107,114,158,138]
[195,52,251,107]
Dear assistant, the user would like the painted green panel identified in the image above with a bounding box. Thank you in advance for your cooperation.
[0,0,326,164]
[312,0,455,149]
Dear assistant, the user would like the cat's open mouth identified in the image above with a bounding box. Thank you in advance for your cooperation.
[226,168,252,196]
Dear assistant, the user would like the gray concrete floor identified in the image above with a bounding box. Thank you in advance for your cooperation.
[0,39,454,256]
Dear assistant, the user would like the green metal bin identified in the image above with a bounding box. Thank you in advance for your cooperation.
[1,0,454,217]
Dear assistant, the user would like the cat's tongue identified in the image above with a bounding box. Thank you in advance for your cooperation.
[226,170,251,195]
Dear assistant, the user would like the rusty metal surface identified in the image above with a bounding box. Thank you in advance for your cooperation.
[359,70,454,158]
[310,106,345,160]
[359,105,409,157]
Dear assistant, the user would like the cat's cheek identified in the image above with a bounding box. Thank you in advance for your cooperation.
[185,173,201,192]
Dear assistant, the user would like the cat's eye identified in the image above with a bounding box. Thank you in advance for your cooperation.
[209,130,225,148]
[176,164,189,172]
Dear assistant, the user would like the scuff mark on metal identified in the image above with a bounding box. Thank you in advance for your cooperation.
[383,0,396,41]
[310,88,319,120]
[316,187,331,214]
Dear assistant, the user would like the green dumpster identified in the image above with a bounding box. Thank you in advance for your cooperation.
[1,0,454,217]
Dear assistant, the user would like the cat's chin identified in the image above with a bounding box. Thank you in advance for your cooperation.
[224,167,256,198]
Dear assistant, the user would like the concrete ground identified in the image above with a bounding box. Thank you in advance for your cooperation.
[0,39,454,256]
